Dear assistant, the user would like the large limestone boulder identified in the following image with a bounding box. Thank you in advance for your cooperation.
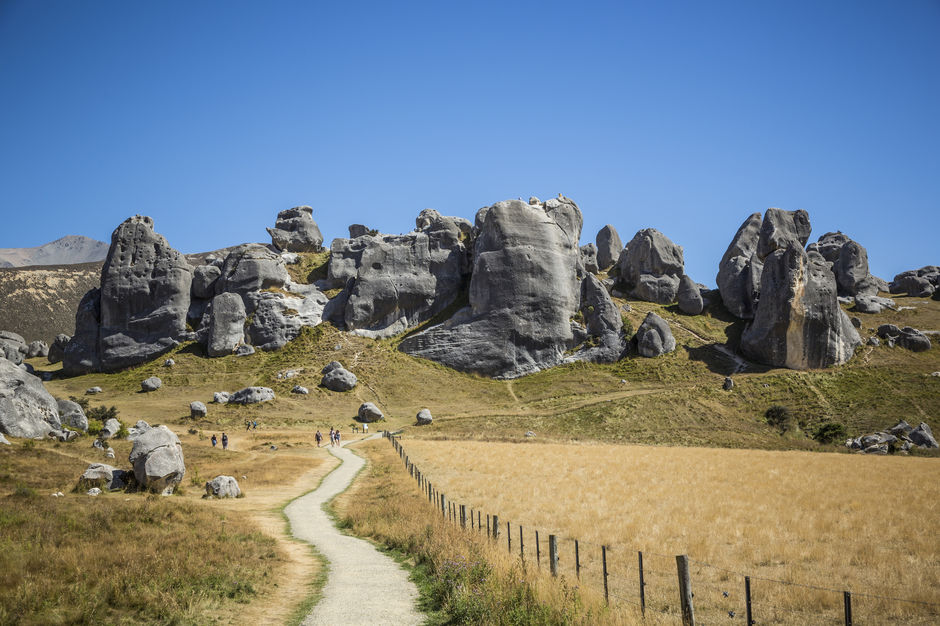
[807,232,884,297]
[615,229,685,304]
[580,243,599,275]
[635,312,676,357]
[0,357,61,438]
[572,274,625,363]
[416,409,433,425]
[321,364,358,391]
[198,292,246,357]
[191,264,222,299]
[79,463,129,491]
[399,197,584,378]
[230,387,275,404]
[215,244,290,296]
[27,340,49,358]
[141,377,162,392]
[756,208,812,260]
[595,225,622,270]
[128,425,185,495]
[677,274,704,315]
[205,475,241,498]
[267,206,323,253]
[742,243,861,369]
[358,402,384,422]
[909,423,938,449]
[716,213,763,319]
[47,334,70,364]
[63,216,193,374]
[0,331,27,365]
[877,325,932,352]
[890,266,939,297]
[100,418,122,439]
[326,209,471,338]
[190,401,207,418]
[244,288,328,351]
[57,399,88,432]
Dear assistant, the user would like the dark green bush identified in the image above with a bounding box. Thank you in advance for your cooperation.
[765,405,796,433]
[813,422,847,444]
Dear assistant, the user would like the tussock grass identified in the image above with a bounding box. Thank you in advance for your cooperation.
[396,438,940,624]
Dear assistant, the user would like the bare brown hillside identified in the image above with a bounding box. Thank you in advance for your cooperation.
[0,262,102,343]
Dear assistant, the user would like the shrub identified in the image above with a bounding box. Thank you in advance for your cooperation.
[68,395,90,411]
[87,419,103,436]
[813,422,847,444]
[115,423,130,439]
[765,405,797,434]
[87,405,119,422]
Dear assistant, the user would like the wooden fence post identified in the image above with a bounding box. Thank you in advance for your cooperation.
[602,545,609,606]
[519,525,524,562]
[536,530,541,566]
[477,511,481,532]
[639,551,646,617]
[549,535,558,577]
[745,576,752,626]
[575,540,580,580]
[486,514,490,536]
[492,515,500,540]
[507,521,511,552]
[460,505,466,529]
[844,591,852,626]
[440,494,445,517]
[676,555,696,626]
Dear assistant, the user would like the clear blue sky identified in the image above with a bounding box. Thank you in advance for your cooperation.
[1,1,937,286]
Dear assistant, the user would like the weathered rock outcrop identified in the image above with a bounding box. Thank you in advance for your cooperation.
[635,312,676,357]
[0,357,61,438]
[198,292,246,357]
[230,387,275,404]
[191,264,221,299]
[205,475,241,498]
[267,206,324,252]
[0,331,27,365]
[358,402,384,422]
[573,274,625,363]
[716,213,763,319]
[63,216,193,374]
[416,409,433,425]
[399,197,583,378]
[890,266,939,298]
[27,340,48,358]
[580,243,599,274]
[756,208,812,260]
[595,225,622,270]
[57,399,88,432]
[47,334,70,364]
[677,275,704,315]
[614,229,684,304]
[190,401,207,418]
[141,377,162,392]
[877,324,932,352]
[129,425,185,495]
[326,209,471,338]
[79,463,129,491]
[806,232,885,298]
[741,243,861,369]
[243,288,328,351]
[215,244,290,296]
[321,361,357,391]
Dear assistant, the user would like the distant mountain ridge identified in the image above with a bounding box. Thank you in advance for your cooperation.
[0,235,109,267]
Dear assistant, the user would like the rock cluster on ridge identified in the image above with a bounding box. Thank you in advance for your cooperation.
[614,228,685,304]
[267,206,324,252]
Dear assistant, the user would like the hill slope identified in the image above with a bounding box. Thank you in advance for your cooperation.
[0,235,109,267]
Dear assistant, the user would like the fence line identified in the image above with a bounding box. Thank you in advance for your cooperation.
[383,432,940,624]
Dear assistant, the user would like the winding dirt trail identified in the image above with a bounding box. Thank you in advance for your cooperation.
[284,437,422,626]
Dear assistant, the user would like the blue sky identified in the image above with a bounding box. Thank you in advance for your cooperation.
[1,1,937,286]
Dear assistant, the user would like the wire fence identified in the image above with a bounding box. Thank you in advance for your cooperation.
[384,432,940,624]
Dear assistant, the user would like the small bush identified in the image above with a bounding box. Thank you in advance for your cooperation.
[115,423,130,439]
[621,315,634,338]
[87,419,103,436]
[813,422,847,444]
[765,405,797,434]
[87,405,119,422]
[68,395,90,411]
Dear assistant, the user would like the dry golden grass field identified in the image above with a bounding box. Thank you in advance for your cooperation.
[391,437,940,624]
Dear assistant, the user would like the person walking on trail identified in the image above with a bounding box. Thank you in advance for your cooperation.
[335,430,341,445]
[222,432,229,450]
[315,430,322,448]
[362,423,368,434]
[211,434,217,447]
[252,420,258,430]
[245,420,251,431]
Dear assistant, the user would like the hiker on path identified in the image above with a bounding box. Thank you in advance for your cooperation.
[362,423,368,434]
[211,434,217,447]
[336,430,341,445]
[245,420,251,431]
[252,420,258,430]
[222,433,229,450]
[315,430,322,447]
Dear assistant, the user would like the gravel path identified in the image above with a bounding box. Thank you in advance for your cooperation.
[285,437,422,626]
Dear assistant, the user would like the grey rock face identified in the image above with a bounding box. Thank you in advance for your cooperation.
[27,340,49,358]
[909,423,938,448]
[321,366,358,392]
[127,420,151,441]
[199,292,246,357]
[80,463,128,491]
[573,274,625,363]
[677,274,704,315]
[807,232,884,297]
[716,213,763,319]
[741,244,861,369]
[291,385,309,395]
[47,334,70,364]
[877,325,932,352]
[348,224,375,238]
[205,475,241,498]
[213,391,230,404]
[192,265,222,299]
[230,387,275,404]
[57,399,88,432]
[216,244,290,296]
[100,418,122,439]
[190,401,207,418]
[321,361,342,375]
[76,216,193,373]
[0,331,27,365]
[854,295,894,314]
[580,243,599,274]
[244,288,328,351]
[0,357,61,438]
[723,377,734,391]
[86,386,102,394]
[635,312,676,357]
[141,377,162,392]
[62,288,102,374]
[615,229,684,304]
[163,358,175,367]
[595,225,622,270]
[756,208,812,260]
[267,206,324,253]
[129,425,185,495]
[416,409,433,425]
[357,402,384,422]
[400,198,584,378]
[235,344,255,356]
[890,266,939,297]
[328,209,471,338]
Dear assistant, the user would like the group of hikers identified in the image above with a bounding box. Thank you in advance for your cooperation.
[211,423,366,451]
[210,433,228,449]
[315,427,350,447]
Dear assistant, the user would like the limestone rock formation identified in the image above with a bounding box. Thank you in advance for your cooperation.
[716,213,763,319]
[79,463,129,491]
[27,340,48,358]
[243,288,328,351]
[756,208,812,260]
[198,292,246,357]
[230,387,275,404]
[358,402,384,422]
[129,425,185,495]
[677,274,704,315]
[877,325,932,352]
[416,409,433,425]
[614,229,685,304]
[741,243,861,369]
[57,399,88,432]
[0,331,27,365]
[47,334,70,364]
[190,401,207,418]
[399,197,584,378]
[890,266,939,297]
[580,243,599,274]
[321,362,357,391]
[806,232,885,298]
[100,418,122,439]
[141,377,162,392]
[326,209,471,338]
[267,206,324,253]
[573,274,625,363]
[215,244,290,296]
[205,475,241,498]
[595,225,622,270]
[0,357,61,438]
[191,264,221,299]
[63,216,193,374]
[635,312,676,357]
